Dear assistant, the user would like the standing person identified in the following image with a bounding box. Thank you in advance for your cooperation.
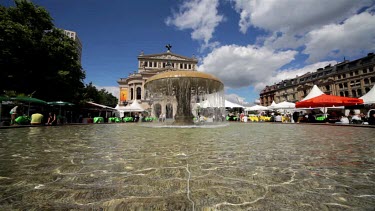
[46,112,56,125]
[240,112,244,122]
[368,111,375,125]
[9,106,18,125]
[293,111,299,123]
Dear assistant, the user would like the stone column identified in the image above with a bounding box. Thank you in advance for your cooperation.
[347,81,352,97]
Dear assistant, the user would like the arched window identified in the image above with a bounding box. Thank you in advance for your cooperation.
[364,78,369,84]
[130,88,134,100]
[136,87,142,100]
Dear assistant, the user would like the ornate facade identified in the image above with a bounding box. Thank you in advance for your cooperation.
[260,53,375,106]
[117,48,198,117]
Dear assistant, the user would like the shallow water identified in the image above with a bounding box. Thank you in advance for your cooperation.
[0,123,374,210]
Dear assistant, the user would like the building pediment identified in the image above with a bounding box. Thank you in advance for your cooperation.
[139,52,196,62]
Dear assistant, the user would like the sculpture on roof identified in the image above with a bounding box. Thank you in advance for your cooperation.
[165,44,172,51]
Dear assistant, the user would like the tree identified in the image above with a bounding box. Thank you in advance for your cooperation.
[80,83,118,107]
[0,0,85,101]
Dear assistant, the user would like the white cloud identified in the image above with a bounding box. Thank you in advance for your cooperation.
[303,12,375,62]
[231,0,371,34]
[225,93,250,105]
[165,0,224,46]
[198,44,297,88]
[231,0,374,52]
[95,85,119,101]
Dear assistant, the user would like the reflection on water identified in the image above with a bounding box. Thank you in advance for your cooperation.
[0,123,374,210]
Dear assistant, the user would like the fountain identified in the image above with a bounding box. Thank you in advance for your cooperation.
[144,70,225,125]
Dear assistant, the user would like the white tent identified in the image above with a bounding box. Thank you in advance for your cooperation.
[267,101,277,110]
[360,85,375,104]
[225,100,244,108]
[273,101,295,109]
[300,85,324,101]
[116,100,144,112]
[245,105,269,111]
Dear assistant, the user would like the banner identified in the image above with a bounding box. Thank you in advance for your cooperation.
[120,88,128,102]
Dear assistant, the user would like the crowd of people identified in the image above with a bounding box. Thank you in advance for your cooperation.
[6,105,63,126]
[227,109,375,125]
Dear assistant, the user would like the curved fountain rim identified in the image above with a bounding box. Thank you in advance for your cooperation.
[144,70,223,85]
[140,123,229,128]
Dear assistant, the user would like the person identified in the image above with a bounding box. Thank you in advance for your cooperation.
[339,115,350,124]
[292,111,299,123]
[30,113,43,125]
[240,112,244,122]
[46,112,56,125]
[162,113,166,122]
[308,112,315,123]
[368,111,375,125]
[351,113,362,124]
[275,114,282,122]
[159,113,162,122]
[9,106,18,125]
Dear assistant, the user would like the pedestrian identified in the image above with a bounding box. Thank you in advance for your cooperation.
[292,111,299,123]
[9,106,18,125]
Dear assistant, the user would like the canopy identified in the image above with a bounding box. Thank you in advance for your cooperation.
[0,96,10,101]
[245,105,269,111]
[267,101,277,109]
[86,102,117,110]
[225,100,244,108]
[10,96,46,104]
[359,85,375,104]
[300,85,325,101]
[296,94,363,108]
[47,101,75,115]
[117,100,144,112]
[273,101,295,109]
[47,101,74,106]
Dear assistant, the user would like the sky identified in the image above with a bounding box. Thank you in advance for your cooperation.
[2,0,375,105]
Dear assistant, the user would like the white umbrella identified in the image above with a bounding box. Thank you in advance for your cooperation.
[245,105,269,111]
[225,100,244,108]
[273,101,295,109]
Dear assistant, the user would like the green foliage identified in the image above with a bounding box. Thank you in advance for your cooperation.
[0,0,85,102]
[80,83,118,107]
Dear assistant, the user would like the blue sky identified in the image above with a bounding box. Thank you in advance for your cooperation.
[2,0,375,105]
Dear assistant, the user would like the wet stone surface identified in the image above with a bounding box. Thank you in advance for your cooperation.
[0,123,374,210]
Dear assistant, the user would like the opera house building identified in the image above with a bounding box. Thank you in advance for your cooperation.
[117,48,198,118]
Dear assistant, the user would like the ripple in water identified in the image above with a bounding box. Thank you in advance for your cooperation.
[0,123,374,210]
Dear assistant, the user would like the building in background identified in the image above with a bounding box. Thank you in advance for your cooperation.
[63,29,82,64]
[260,53,375,106]
[117,47,198,117]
